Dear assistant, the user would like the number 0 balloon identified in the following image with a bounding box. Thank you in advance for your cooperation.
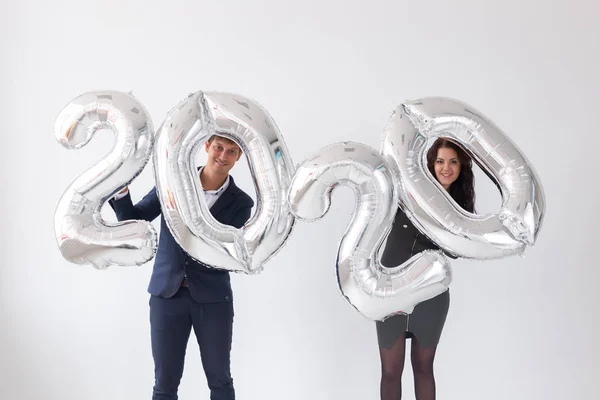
[381,97,546,260]
[153,91,296,274]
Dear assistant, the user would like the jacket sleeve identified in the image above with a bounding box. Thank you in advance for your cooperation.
[399,206,460,260]
[108,187,162,222]
[414,223,459,260]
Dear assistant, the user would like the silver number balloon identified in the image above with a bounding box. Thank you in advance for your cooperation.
[153,91,295,274]
[54,91,157,269]
[287,142,451,321]
[382,97,546,259]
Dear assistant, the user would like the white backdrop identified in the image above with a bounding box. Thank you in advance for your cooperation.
[1,1,598,399]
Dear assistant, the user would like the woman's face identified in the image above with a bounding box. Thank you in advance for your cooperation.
[434,147,461,190]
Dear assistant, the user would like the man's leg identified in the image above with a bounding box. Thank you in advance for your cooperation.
[191,301,235,400]
[149,289,192,400]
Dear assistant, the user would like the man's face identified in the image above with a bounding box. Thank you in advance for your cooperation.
[204,136,242,176]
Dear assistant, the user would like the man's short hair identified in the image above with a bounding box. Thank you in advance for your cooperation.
[207,134,239,148]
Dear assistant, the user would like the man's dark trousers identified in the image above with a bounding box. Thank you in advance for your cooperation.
[150,284,235,400]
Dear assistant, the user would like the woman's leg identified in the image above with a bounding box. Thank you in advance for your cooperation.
[407,290,449,400]
[379,332,407,400]
[410,336,437,400]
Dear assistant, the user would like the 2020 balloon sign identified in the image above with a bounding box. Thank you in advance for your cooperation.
[53,90,546,321]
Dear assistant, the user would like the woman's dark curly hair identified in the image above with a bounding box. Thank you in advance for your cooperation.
[426,138,476,213]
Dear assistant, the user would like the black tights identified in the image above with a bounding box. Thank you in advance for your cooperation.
[379,333,438,400]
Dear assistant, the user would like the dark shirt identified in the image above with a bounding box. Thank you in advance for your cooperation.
[381,208,456,267]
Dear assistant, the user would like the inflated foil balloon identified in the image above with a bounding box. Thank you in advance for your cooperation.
[381,97,546,260]
[54,91,157,269]
[287,141,451,321]
[153,91,296,274]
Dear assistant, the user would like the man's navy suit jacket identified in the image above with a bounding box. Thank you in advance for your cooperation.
[109,174,254,303]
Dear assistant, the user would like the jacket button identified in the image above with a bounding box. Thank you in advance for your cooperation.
[403,225,408,228]
[225,296,229,300]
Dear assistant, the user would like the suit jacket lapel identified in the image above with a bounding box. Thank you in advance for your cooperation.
[196,166,237,219]
[209,176,239,218]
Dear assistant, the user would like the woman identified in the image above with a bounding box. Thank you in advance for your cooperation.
[376,138,476,400]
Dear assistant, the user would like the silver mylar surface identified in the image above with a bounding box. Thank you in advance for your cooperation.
[153,91,295,274]
[382,97,546,259]
[287,142,451,321]
[54,91,157,269]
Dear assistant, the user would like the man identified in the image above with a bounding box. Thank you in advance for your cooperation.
[109,135,254,400]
